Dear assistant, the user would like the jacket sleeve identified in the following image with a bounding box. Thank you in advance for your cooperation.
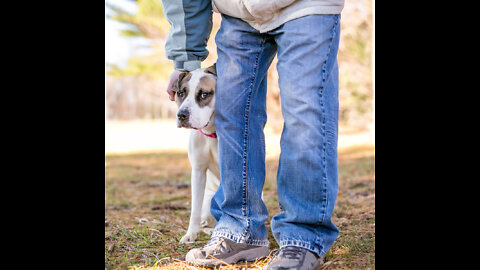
[161,0,213,71]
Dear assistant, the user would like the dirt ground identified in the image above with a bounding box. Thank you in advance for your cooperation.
[105,120,374,269]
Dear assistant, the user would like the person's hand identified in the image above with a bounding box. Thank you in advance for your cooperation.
[166,70,182,101]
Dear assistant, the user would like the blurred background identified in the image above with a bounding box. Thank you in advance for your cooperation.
[105,0,374,154]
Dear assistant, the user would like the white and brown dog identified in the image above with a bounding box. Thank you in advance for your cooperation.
[171,64,220,243]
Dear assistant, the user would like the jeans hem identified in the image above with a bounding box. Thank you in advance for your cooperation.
[279,239,325,258]
[211,230,270,246]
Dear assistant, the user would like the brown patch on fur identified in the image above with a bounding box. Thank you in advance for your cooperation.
[195,76,216,108]
[174,72,192,107]
[204,63,216,76]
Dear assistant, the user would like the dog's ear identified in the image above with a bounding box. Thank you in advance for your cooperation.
[172,72,188,92]
[204,63,217,76]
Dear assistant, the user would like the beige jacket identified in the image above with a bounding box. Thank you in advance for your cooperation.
[212,0,344,33]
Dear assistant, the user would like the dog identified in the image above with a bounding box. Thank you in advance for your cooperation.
[170,63,220,243]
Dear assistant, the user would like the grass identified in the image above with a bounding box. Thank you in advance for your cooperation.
[105,145,375,269]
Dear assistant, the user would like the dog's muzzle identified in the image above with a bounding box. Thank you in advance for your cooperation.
[177,109,191,128]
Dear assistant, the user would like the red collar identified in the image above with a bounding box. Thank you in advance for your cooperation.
[198,129,217,138]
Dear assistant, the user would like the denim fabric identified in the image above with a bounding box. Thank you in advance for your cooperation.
[210,13,341,257]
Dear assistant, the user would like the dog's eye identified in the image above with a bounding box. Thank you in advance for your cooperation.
[200,92,210,100]
[178,91,185,98]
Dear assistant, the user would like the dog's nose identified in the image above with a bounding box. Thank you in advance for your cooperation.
[177,110,189,121]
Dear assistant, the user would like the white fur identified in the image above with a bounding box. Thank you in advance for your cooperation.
[178,69,220,244]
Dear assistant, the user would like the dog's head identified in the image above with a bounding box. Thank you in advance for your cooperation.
[171,63,217,129]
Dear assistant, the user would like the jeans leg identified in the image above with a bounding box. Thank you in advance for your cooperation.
[269,14,341,257]
[210,14,277,246]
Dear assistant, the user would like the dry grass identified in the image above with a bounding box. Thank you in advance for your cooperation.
[134,255,272,270]
[105,128,374,269]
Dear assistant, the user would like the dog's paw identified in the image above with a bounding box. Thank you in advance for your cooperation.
[201,227,214,235]
[179,231,198,244]
[200,215,217,228]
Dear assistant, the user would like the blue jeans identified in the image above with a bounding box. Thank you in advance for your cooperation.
[210,14,340,258]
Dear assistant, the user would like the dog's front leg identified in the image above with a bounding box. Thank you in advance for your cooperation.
[180,167,206,244]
